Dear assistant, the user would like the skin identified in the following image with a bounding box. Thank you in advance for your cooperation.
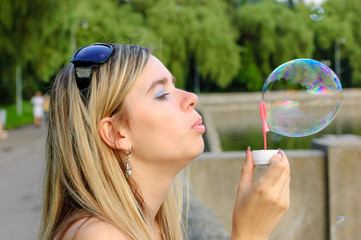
[66,55,290,240]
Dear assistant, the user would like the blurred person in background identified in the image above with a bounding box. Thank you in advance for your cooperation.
[31,91,44,128]
[39,43,290,240]
[0,110,8,139]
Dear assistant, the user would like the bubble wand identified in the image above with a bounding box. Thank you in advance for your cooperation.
[252,101,277,167]
[260,101,268,150]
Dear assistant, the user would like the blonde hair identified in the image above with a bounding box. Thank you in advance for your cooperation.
[39,44,185,240]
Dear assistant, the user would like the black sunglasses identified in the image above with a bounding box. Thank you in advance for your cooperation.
[71,43,114,92]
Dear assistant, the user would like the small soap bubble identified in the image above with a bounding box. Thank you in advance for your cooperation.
[336,216,346,226]
[310,7,324,21]
[262,59,342,137]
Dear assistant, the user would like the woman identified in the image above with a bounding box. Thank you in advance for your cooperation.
[39,43,290,240]
[31,91,44,127]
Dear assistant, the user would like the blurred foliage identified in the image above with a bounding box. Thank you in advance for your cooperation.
[0,0,361,105]
[313,0,361,87]
[143,0,240,88]
[0,0,70,104]
[233,0,314,91]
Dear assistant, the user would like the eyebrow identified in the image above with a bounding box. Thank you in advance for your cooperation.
[147,75,176,93]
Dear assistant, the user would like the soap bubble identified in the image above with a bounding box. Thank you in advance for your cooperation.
[310,7,324,21]
[336,216,346,226]
[262,59,343,137]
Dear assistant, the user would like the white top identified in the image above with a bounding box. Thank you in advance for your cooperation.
[31,96,44,118]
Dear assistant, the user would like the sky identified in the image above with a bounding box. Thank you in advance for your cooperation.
[303,0,326,5]
[277,0,327,5]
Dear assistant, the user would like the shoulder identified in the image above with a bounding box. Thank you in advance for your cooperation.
[60,217,129,240]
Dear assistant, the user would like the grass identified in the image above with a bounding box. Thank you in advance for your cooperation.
[0,101,34,129]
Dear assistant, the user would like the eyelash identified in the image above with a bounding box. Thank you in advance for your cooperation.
[155,92,170,100]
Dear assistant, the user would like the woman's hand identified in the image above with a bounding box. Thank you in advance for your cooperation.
[231,147,290,240]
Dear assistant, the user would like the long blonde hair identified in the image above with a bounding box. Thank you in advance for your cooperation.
[39,44,185,240]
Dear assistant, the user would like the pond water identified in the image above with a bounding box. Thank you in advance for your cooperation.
[220,120,361,151]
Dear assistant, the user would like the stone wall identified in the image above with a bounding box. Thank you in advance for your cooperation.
[190,150,327,240]
[312,135,361,240]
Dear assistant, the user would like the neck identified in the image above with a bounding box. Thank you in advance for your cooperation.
[130,158,185,224]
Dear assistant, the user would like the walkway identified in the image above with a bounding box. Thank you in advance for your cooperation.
[0,125,46,240]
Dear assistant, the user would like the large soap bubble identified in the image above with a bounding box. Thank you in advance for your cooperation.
[262,59,343,137]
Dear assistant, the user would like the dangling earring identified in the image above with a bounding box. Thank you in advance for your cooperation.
[125,147,132,178]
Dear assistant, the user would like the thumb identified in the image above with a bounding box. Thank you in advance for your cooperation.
[238,146,254,194]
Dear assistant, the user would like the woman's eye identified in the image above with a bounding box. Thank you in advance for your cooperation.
[154,91,170,100]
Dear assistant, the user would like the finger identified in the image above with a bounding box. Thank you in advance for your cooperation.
[280,175,291,209]
[276,164,290,192]
[280,174,290,197]
[279,149,290,169]
[257,149,286,188]
[276,151,291,191]
[238,146,254,194]
[272,153,290,190]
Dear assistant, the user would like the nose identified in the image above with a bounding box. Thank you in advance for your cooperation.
[180,90,198,111]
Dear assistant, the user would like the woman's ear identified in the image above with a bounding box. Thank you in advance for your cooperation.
[98,117,129,151]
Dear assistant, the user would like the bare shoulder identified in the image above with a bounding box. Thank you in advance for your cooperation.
[61,217,129,240]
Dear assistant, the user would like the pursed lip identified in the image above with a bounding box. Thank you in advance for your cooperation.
[191,117,205,133]
[192,117,203,126]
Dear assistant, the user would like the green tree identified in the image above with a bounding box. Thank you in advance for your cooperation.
[310,0,361,87]
[141,0,241,91]
[233,0,314,91]
[0,0,146,107]
[234,43,263,91]
[68,0,145,51]
[0,0,70,109]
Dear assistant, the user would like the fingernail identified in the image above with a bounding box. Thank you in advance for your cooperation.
[277,148,283,159]
[245,146,251,158]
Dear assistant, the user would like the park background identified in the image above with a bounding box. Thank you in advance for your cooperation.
[1,0,361,239]
[1,0,361,112]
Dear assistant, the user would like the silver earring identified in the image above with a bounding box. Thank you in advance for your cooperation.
[125,147,132,177]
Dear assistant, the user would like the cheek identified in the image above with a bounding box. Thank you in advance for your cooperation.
[130,106,187,155]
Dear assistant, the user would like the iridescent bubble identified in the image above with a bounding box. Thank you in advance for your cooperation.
[336,216,346,226]
[262,59,343,137]
[310,7,325,21]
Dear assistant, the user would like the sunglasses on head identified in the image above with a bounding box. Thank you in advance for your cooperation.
[71,43,114,92]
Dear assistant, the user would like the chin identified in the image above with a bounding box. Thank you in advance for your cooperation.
[190,139,205,159]
[176,138,205,165]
